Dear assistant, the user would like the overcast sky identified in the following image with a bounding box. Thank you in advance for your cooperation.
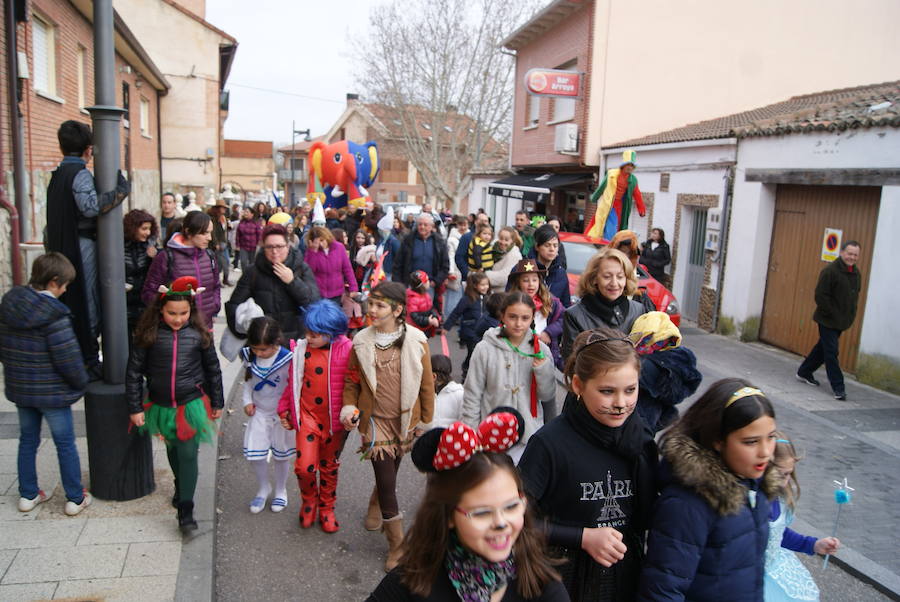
[206,0,382,147]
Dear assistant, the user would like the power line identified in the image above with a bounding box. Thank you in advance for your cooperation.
[227,82,345,103]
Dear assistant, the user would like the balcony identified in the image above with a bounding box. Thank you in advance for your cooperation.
[278,169,307,183]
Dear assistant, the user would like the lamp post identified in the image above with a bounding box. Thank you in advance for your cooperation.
[289,120,311,207]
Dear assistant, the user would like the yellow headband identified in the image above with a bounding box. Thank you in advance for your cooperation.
[725,387,764,408]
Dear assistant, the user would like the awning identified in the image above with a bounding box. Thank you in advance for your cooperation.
[488,172,592,203]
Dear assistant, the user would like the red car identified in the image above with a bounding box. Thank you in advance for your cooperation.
[558,232,681,327]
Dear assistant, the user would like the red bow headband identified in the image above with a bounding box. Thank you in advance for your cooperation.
[433,412,520,470]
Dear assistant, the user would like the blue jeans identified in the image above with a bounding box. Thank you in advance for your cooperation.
[17,406,84,502]
[443,286,462,321]
[798,324,845,394]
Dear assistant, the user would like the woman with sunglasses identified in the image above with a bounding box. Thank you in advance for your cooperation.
[519,327,657,601]
[367,409,568,601]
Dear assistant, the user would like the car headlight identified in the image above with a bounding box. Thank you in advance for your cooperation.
[570,294,580,305]
[666,299,679,315]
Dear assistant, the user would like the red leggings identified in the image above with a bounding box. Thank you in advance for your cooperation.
[294,426,346,512]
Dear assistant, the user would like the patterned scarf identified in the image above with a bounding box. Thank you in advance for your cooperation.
[445,533,517,602]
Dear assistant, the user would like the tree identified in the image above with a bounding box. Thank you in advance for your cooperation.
[355,0,537,211]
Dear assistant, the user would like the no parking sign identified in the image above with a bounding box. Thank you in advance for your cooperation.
[821,228,842,262]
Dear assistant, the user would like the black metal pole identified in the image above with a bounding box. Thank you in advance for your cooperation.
[84,0,154,501]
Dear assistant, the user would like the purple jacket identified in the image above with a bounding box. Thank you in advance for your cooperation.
[304,241,358,298]
[235,219,262,251]
[141,233,221,329]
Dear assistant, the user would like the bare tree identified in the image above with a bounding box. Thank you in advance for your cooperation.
[356,0,537,211]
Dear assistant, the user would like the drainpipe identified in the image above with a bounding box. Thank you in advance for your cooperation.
[6,0,30,245]
[709,164,734,332]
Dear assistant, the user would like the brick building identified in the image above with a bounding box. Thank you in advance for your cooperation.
[221,139,274,200]
[0,0,168,290]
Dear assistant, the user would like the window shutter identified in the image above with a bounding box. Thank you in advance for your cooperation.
[32,18,49,92]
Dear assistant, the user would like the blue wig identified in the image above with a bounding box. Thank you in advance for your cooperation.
[304,299,348,338]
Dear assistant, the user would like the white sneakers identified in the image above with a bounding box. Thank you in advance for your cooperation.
[64,491,93,516]
[18,489,52,512]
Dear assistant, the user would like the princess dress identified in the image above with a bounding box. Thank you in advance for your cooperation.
[764,501,820,601]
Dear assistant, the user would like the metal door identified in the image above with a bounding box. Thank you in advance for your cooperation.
[682,208,707,321]
[759,185,879,372]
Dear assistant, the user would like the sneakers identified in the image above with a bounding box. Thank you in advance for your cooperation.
[64,490,93,516]
[249,496,267,514]
[270,496,288,513]
[834,392,847,401]
[796,372,820,387]
[18,490,52,512]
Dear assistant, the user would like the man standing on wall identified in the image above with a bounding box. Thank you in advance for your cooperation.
[796,240,862,401]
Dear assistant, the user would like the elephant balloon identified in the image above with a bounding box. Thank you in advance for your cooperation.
[306,140,380,209]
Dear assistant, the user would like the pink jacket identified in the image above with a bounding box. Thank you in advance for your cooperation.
[277,335,352,435]
[304,241,358,298]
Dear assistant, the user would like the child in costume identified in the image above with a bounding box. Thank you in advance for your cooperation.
[519,327,658,601]
[764,436,840,601]
[506,258,564,370]
[462,292,556,463]
[278,300,353,533]
[430,354,464,428]
[466,223,495,273]
[442,272,489,378]
[126,276,223,532]
[341,282,435,571]
[629,312,702,434]
[406,270,441,338]
[240,316,295,514]
[367,409,567,601]
[585,150,646,240]
[639,379,781,601]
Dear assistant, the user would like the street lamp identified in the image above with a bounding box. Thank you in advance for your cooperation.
[290,120,311,207]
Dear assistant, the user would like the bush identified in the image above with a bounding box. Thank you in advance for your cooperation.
[716,315,736,336]
[857,353,900,395]
[739,316,760,342]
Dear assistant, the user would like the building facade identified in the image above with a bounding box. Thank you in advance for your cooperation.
[221,139,274,200]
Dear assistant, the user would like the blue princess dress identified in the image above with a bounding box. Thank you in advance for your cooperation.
[764,498,820,601]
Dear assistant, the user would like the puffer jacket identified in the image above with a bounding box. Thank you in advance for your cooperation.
[225,247,320,341]
[638,434,781,602]
[562,293,646,359]
[124,238,153,324]
[278,335,352,435]
[125,323,224,414]
[235,218,262,251]
[141,233,221,329]
[0,286,88,407]
[304,241,358,298]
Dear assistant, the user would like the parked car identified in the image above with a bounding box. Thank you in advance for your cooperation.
[558,231,681,326]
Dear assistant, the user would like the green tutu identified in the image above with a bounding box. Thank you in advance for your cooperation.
[139,397,217,444]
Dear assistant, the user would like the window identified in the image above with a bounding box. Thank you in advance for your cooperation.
[527,94,540,126]
[397,191,408,202]
[76,46,86,108]
[139,98,150,136]
[551,60,577,123]
[32,14,56,96]
[122,82,130,128]
[660,173,670,192]
[290,157,305,171]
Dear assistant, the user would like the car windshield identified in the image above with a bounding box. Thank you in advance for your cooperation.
[562,240,651,280]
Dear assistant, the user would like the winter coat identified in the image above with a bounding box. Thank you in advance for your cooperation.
[486,246,523,293]
[304,241,358,298]
[640,240,671,283]
[562,293,646,359]
[431,381,464,428]
[125,323,224,414]
[812,256,861,331]
[636,347,702,434]
[367,566,569,601]
[474,314,500,340]
[0,286,88,407]
[462,327,555,450]
[455,230,475,281]
[225,247,320,341]
[342,325,435,440]
[141,233,221,330]
[393,231,450,287]
[638,434,781,602]
[278,335,352,435]
[235,218,262,251]
[406,289,440,335]
[529,251,571,307]
[124,238,153,324]
[443,294,486,342]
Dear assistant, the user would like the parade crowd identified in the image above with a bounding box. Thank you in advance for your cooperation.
[1,121,864,602]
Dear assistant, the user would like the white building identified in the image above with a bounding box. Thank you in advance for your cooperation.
[603,81,900,388]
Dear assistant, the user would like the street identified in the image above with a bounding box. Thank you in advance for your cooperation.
[213,317,897,601]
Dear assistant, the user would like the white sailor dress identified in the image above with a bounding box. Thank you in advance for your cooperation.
[241,347,296,461]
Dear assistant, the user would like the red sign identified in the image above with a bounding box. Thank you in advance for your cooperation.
[524,68,581,98]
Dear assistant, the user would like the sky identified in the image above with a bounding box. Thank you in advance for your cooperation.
[206,0,382,148]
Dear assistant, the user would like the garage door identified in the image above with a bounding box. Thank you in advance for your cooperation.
[760,185,879,373]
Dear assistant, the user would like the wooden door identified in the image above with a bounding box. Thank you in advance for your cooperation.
[760,185,880,372]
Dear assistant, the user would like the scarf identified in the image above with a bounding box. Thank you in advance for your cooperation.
[581,292,632,328]
[530,293,543,313]
[445,533,517,602]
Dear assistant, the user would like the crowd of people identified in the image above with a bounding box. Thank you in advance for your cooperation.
[0,120,850,601]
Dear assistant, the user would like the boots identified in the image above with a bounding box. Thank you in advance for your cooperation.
[177,501,198,533]
[382,514,404,572]
[299,494,318,528]
[319,507,340,534]
[364,487,382,531]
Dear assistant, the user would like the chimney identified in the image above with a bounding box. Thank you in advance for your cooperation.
[346,93,359,105]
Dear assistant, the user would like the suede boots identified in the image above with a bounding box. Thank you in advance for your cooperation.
[382,514,404,572]
[364,487,382,531]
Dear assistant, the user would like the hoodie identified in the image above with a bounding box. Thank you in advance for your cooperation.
[0,286,88,407]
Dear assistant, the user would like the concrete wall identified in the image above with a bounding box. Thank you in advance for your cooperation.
[859,185,900,358]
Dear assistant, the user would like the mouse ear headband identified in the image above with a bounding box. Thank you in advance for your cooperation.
[157,276,205,300]
[411,408,523,473]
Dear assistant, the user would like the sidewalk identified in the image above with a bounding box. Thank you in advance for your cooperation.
[0,314,240,602]
[682,326,900,600]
